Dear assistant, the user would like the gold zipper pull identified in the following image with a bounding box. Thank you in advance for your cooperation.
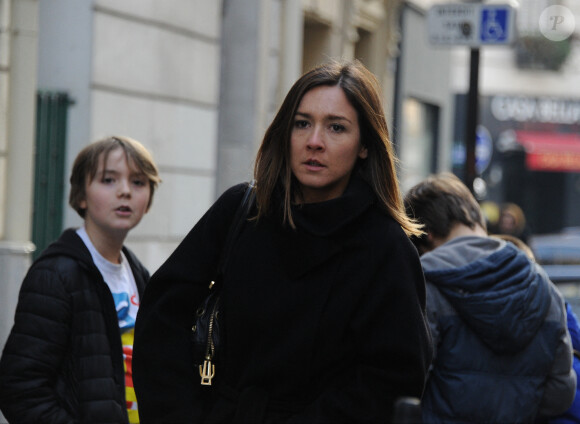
[200,358,215,385]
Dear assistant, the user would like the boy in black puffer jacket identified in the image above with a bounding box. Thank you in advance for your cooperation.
[0,136,160,423]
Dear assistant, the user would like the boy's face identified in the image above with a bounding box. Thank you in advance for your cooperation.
[80,147,151,243]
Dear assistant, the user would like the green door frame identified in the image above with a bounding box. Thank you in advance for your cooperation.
[32,91,71,259]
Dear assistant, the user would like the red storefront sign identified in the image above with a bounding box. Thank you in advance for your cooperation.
[515,131,580,172]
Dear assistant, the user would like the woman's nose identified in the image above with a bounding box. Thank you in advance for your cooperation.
[307,126,325,150]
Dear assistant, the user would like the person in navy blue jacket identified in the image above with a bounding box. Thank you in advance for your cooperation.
[551,303,580,424]
[404,172,576,423]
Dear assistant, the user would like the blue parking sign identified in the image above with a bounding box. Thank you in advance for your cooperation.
[481,8,509,43]
[428,3,514,46]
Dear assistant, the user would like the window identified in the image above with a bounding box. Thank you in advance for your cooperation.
[399,98,439,192]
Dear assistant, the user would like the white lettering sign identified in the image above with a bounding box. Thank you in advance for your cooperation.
[490,96,580,124]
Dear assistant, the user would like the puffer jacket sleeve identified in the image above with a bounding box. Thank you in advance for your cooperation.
[0,264,75,424]
[538,282,577,420]
[550,303,580,424]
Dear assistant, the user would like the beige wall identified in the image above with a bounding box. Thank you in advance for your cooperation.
[0,3,418,388]
[0,0,9,242]
[0,0,406,312]
[83,1,223,272]
[2,0,37,243]
[0,1,39,407]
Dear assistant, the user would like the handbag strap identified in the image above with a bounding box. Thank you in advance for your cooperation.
[218,180,256,275]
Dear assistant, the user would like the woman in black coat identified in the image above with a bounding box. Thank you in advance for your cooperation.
[133,59,432,424]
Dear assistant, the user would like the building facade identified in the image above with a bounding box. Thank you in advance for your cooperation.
[2,0,459,361]
[7,0,578,368]
[449,0,580,234]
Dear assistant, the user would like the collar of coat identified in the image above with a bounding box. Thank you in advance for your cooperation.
[34,228,147,288]
[276,175,377,278]
[290,174,376,237]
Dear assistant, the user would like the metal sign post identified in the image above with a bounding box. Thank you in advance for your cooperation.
[466,48,480,192]
[427,3,515,191]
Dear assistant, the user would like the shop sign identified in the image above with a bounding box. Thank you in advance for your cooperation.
[515,131,580,173]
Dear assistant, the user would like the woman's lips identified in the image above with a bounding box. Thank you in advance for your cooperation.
[304,159,324,171]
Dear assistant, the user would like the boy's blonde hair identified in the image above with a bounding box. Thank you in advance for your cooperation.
[69,136,161,218]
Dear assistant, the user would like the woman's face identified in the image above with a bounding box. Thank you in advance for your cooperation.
[290,85,367,203]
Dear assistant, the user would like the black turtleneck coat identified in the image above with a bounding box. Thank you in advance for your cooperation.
[133,177,432,423]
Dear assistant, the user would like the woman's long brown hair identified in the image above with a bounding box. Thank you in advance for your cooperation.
[253,59,423,237]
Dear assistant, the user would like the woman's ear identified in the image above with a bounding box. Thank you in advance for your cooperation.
[358,145,368,159]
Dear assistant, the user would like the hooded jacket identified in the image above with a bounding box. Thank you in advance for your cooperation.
[0,228,149,424]
[421,236,576,423]
[133,177,433,423]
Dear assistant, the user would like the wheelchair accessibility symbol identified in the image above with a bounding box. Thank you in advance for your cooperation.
[481,8,509,43]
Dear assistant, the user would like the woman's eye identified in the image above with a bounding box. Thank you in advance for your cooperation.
[294,120,309,129]
[330,123,345,133]
[102,177,114,184]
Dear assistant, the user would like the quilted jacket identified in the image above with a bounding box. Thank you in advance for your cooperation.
[0,228,149,423]
[421,236,576,423]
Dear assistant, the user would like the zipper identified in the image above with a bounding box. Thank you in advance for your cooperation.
[199,295,219,385]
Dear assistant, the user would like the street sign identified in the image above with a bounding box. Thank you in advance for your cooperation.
[428,3,515,46]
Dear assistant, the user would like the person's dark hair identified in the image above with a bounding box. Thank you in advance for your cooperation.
[69,135,161,218]
[404,172,486,251]
[253,59,422,237]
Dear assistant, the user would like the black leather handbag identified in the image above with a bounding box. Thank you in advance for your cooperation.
[191,181,255,386]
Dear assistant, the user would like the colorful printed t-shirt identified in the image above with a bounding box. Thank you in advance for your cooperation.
[77,227,140,423]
